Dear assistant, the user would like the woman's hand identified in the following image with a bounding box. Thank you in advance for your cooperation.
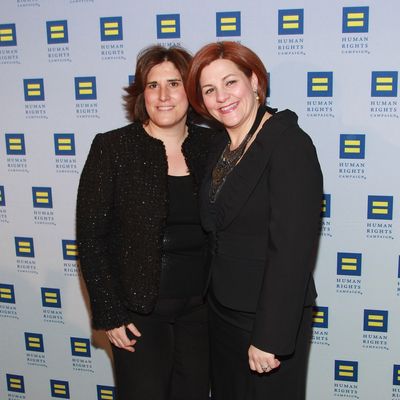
[106,323,141,352]
[248,344,280,374]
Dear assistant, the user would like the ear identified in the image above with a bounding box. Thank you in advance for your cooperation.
[251,72,259,92]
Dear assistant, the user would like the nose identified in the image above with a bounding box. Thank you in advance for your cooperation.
[216,88,228,103]
[159,84,170,101]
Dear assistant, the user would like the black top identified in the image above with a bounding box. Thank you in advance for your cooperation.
[159,175,206,298]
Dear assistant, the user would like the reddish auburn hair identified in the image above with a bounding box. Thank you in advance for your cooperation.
[186,41,268,120]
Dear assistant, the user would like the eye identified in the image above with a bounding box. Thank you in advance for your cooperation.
[169,81,180,88]
[226,79,237,87]
[147,82,158,89]
[203,87,214,95]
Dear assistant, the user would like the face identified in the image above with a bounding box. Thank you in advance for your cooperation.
[199,59,258,133]
[144,61,189,129]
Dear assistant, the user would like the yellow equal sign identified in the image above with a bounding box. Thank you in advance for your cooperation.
[376,76,393,92]
[372,201,388,215]
[99,388,114,400]
[321,198,327,213]
[44,291,58,304]
[9,377,22,390]
[338,364,354,378]
[35,191,49,204]
[79,81,93,95]
[341,257,357,271]
[0,28,13,42]
[74,341,88,353]
[0,287,12,300]
[50,25,65,39]
[66,243,78,257]
[220,17,237,32]
[53,383,67,395]
[18,240,32,254]
[104,22,119,36]
[368,314,384,328]
[347,12,364,27]
[57,137,72,151]
[344,139,360,154]
[27,83,41,97]
[283,14,299,29]
[8,137,22,151]
[312,77,328,92]
[312,310,325,324]
[161,19,176,33]
[28,336,41,349]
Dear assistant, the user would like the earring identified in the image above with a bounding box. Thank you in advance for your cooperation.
[254,90,260,101]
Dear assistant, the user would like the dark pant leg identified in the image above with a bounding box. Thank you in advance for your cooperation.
[111,314,174,400]
[169,300,210,400]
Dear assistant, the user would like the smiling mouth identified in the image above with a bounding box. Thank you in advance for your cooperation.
[219,102,238,114]
[157,106,174,111]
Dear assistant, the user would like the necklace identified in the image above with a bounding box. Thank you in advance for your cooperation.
[209,105,267,203]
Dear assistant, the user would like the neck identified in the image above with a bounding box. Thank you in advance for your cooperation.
[226,104,259,149]
[144,118,188,146]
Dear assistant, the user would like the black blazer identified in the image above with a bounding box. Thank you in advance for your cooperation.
[77,122,214,330]
[201,108,323,356]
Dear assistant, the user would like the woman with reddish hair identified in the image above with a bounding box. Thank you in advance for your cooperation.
[186,41,323,400]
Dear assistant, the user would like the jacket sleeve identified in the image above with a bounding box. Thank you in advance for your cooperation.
[76,134,131,330]
[251,127,323,355]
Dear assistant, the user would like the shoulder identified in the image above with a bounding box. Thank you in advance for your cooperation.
[92,122,143,145]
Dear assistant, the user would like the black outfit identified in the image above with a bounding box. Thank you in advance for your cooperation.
[200,107,323,400]
[77,122,214,400]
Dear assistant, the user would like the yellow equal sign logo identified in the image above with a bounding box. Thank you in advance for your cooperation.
[8,137,22,151]
[0,284,15,303]
[375,76,393,92]
[71,337,91,357]
[32,187,52,208]
[343,7,369,33]
[0,28,14,42]
[367,314,384,328]
[216,12,241,36]
[337,252,361,276]
[79,81,93,96]
[63,240,78,260]
[312,77,328,92]
[9,377,22,389]
[346,12,365,28]
[338,364,354,378]
[57,137,72,151]
[372,200,388,215]
[341,257,357,271]
[104,21,119,36]
[161,18,176,34]
[157,14,180,39]
[344,139,360,154]
[7,374,24,392]
[15,237,34,257]
[50,25,65,40]
[27,82,41,97]
[99,388,114,400]
[283,14,299,30]
[100,17,123,41]
[364,309,388,332]
[25,332,44,352]
[0,24,17,46]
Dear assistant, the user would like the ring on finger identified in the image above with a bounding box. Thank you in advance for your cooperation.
[261,365,270,371]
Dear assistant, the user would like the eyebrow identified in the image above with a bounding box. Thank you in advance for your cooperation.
[201,73,237,89]
[146,78,182,85]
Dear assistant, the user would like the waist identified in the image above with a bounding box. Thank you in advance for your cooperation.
[163,224,206,255]
[211,232,268,261]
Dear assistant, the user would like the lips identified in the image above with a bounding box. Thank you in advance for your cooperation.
[219,102,238,114]
[157,105,174,111]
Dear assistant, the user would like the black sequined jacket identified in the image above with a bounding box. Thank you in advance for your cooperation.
[76,122,215,330]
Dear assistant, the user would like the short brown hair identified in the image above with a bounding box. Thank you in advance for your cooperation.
[124,45,192,123]
[186,41,268,120]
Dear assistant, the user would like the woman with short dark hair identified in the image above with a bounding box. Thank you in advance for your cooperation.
[77,45,213,400]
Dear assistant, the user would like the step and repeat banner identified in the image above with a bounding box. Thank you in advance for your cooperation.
[1,0,399,399]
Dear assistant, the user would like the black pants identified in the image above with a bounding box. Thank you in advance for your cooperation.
[111,297,209,400]
[208,294,312,400]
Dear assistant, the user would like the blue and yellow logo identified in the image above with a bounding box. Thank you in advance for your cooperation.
[278,9,304,35]
[24,78,45,101]
[46,20,68,44]
[312,306,328,328]
[156,14,180,39]
[339,134,365,159]
[216,12,241,37]
[0,23,17,46]
[97,385,116,400]
[342,7,369,33]
[50,380,70,398]
[335,360,358,382]
[363,309,388,332]
[0,185,5,207]
[70,337,91,357]
[367,195,393,220]
[393,365,400,386]
[308,72,333,97]
[5,133,26,155]
[41,288,62,308]
[100,17,123,41]
[6,374,25,393]
[75,77,97,100]
[15,237,35,258]
[0,283,15,304]
[54,134,75,156]
[321,194,331,218]
[25,332,45,352]
[337,252,362,276]
[62,240,78,260]
[32,187,53,208]
[371,71,398,97]
[128,75,135,85]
